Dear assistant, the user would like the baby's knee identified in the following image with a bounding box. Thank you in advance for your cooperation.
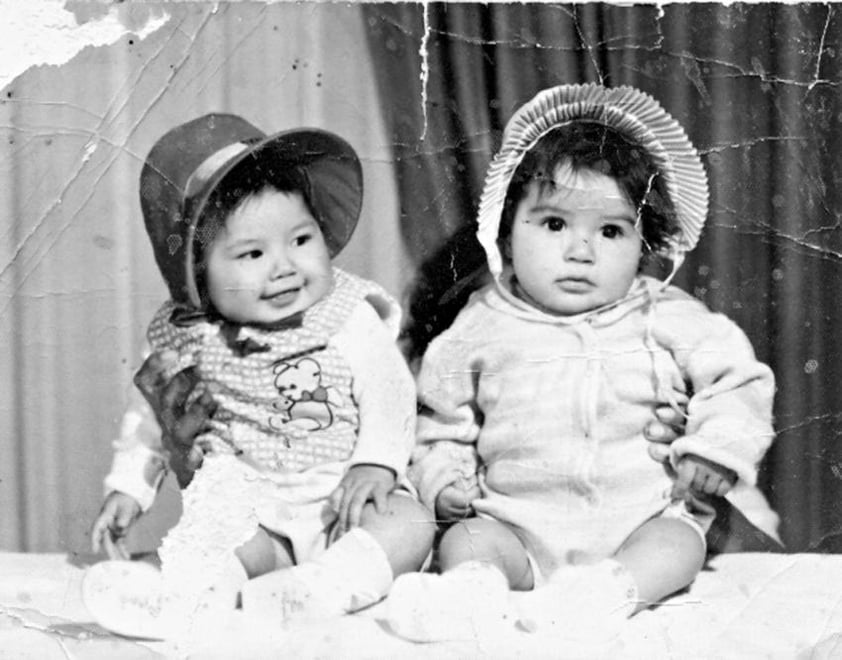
[437,518,500,564]
[235,528,293,579]
[436,518,532,589]
[361,494,436,545]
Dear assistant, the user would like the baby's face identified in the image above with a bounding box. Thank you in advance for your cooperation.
[508,161,642,316]
[205,189,333,325]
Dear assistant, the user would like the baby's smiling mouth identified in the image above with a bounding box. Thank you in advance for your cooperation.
[262,288,300,304]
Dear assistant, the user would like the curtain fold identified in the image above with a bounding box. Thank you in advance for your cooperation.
[364,2,842,551]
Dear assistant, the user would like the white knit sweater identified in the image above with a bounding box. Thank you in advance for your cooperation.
[411,276,778,578]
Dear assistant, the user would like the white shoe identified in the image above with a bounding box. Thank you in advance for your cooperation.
[386,562,511,642]
[82,558,243,640]
[516,559,636,645]
[81,560,177,640]
[240,563,348,625]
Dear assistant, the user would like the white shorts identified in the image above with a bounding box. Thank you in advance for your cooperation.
[256,470,420,565]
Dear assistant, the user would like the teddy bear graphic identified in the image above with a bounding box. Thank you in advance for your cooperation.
[270,356,342,433]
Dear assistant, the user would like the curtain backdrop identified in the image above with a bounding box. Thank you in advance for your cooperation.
[363,3,842,552]
[3,1,841,558]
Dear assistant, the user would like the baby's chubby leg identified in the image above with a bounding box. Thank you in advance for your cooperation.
[613,514,707,609]
[438,517,534,589]
[359,490,438,576]
[386,518,530,642]
[240,493,435,623]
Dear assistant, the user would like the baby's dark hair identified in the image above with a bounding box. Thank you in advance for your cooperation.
[497,122,679,261]
[192,157,319,305]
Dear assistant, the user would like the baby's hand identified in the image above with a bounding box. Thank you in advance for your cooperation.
[435,474,481,522]
[644,404,688,463]
[672,453,737,501]
[134,350,218,488]
[90,492,142,559]
[329,464,396,534]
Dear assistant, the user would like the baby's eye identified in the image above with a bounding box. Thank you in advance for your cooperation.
[238,249,263,260]
[542,216,566,232]
[601,224,624,239]
[293,233,312,247]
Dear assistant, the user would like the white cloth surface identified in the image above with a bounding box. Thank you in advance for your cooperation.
[2,551,841,659]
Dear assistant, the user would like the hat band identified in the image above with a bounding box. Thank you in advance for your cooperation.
[184,142,250,200]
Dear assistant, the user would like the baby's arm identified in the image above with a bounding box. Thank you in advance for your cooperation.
[91,491,142,559]
[410,440,481,521]
[93,382,163,557]
[132,350,216,487]
[331,301,417,530]
[653,300,776,488]
[101,385,167,511]
[410,327,484,518]
[93,349,216,556]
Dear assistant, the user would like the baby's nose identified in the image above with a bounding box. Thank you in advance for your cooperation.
[564,234,594,261]
[270,251,295,278]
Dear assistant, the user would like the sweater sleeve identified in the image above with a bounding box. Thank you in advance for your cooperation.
[653,299,776,486]
[105,303,211,510]
[103,303,204,512]
[332,301,416,479]
[409,326,482,511]
[103,363,168,512]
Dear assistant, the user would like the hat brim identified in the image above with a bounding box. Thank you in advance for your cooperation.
[184,128,363,305]
[477,84,709,276]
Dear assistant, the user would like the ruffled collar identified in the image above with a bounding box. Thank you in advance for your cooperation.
[166,277,338,356]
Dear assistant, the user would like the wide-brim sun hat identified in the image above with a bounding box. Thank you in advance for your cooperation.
[140,114,363,308]
[476,83,709,278]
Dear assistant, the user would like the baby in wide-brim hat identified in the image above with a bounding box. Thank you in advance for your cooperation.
[387,83,778,646]
[85,114,433,641]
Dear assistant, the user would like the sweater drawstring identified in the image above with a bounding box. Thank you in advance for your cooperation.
[643,264,687,421]
[566,255,688,504]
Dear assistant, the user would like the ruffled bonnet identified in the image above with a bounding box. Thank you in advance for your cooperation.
[475,83,709,280]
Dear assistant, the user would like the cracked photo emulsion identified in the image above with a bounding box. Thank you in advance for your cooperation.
[1,2,842,657]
